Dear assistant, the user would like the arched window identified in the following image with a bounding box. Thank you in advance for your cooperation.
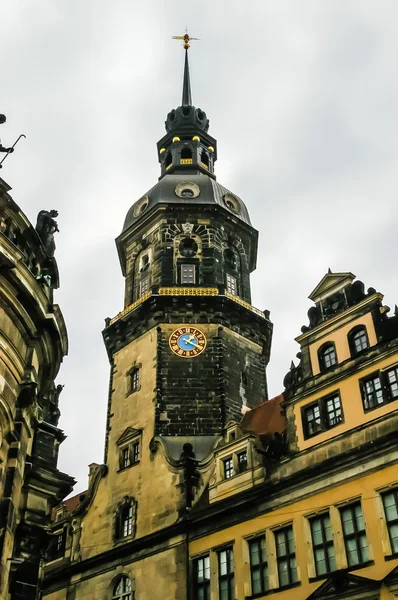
[112,576,133,600]
[165,151,172,169]
[200,150,209,168]
[348,326,369,356]
[318,343,337,371]
[115,499,136,540]
[181,147,192,160]
[179,238,198,258]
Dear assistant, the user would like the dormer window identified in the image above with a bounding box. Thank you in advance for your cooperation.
[348,326,369,356]
[237,450,248,473]
[318,343,337,372]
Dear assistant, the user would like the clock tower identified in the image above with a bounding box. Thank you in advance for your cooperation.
[102,40,272,460]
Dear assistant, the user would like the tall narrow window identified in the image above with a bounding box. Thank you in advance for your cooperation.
[325,394,342,427]
[303,403,322,437]
[223,458,234,479]
[122,447,130,469]
[140,276,150,296]
[361,373,384,411]
[122,505,133,538]
[275,526,298,588]
[340,502,369,566]
[237,450,248,473]
[226,274,237,295]
[181,263,196,284]
[249,536,269,595]
[130,367,140,393]
[382,489,398,553]
[218,547,234,600]
[132,441,140,464]
[310,514,336,576]
[193,555,210,600]
[348,326,369,356]
[386,366,398,400]
[318,343,337,371]
[112,576,133,600]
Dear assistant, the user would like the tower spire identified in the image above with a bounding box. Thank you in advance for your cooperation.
[182,49,192,106]
[172,31,199,106]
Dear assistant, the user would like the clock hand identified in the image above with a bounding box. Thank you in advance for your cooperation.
[185,339,201,349]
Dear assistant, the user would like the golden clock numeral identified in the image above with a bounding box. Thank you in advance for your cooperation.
[172,345,179,351]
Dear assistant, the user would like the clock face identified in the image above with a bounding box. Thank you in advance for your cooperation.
[169,327,207,358]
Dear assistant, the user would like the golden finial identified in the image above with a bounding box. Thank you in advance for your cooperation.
[172,29,200,50]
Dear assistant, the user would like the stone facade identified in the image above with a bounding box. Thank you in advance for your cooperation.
[0,178,73,599]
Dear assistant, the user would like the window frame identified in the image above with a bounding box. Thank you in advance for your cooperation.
[360,371,385,412]
[218,546,235,600]
[248,535,269,596]
[309,513,336,577]
[274,525,298,589]
[318,342,337,372]
[192,554,211,600]
[237,450,248,473]
[348,325,369,357]
[381,489,398,555]
[302,391,343,439]
[223,457,234,480]
[139,275,150,296]
[385,364,398,403]
[339,501,369,567]
[112,575,133,600]
[180,262,196,284]
[129,367,140,394]
[226,273,237,296]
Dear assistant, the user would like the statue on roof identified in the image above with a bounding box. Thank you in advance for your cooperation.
[35,210,59,257]
[0,115,14,154]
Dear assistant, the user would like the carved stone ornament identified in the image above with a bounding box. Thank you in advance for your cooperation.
[133,195,149,217]
[182,222,194,235]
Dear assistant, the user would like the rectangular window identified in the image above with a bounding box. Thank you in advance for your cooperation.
[275,526,298,588]
[123,506,133,537]
[249,536,269,595]
[310,514,336,576]
[193,555,210,600]
[218,547,234,600]
[325,395,342,427]
[303,403,322,437]
[361,374,384,411]
[382,489,398,554]
[226,274,237,295]
[302,393,343,439]
[340,502,369,566]
[130,367,140,393]
[122,447,130,469]
[237,451,248,473]
[132,441,140,464]
[223,458,234,479]
[386,366,398,400]
[181,263,196,284]
[140,276,150,295]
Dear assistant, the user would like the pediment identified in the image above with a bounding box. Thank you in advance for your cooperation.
[116,427,142,446]
[307,571,379,599]
[309,271,355,303]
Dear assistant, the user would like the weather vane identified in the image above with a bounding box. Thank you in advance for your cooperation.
[172,28,200,50]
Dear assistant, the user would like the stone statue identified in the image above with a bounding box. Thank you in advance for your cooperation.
[35,210,59,257]
[0,115,14,154]
[43,383,63,426]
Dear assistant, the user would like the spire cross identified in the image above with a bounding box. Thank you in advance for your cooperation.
[172,30,200,50]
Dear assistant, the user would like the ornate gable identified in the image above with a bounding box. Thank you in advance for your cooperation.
[309,271,355,303]
[116,427,142,446]
[307,571,379,599]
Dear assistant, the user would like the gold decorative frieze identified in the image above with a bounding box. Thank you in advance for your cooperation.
[225,291,265,318]
[159,287,218,296]
[180,158,193,165]
[110,291,152,325]
[200,161,209,170]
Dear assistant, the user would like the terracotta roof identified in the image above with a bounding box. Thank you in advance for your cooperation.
[240,394,285,436]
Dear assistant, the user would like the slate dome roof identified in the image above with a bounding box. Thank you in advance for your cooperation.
[122,172,252,233]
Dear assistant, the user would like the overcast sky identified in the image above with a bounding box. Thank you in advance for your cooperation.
[1,1,397,492]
